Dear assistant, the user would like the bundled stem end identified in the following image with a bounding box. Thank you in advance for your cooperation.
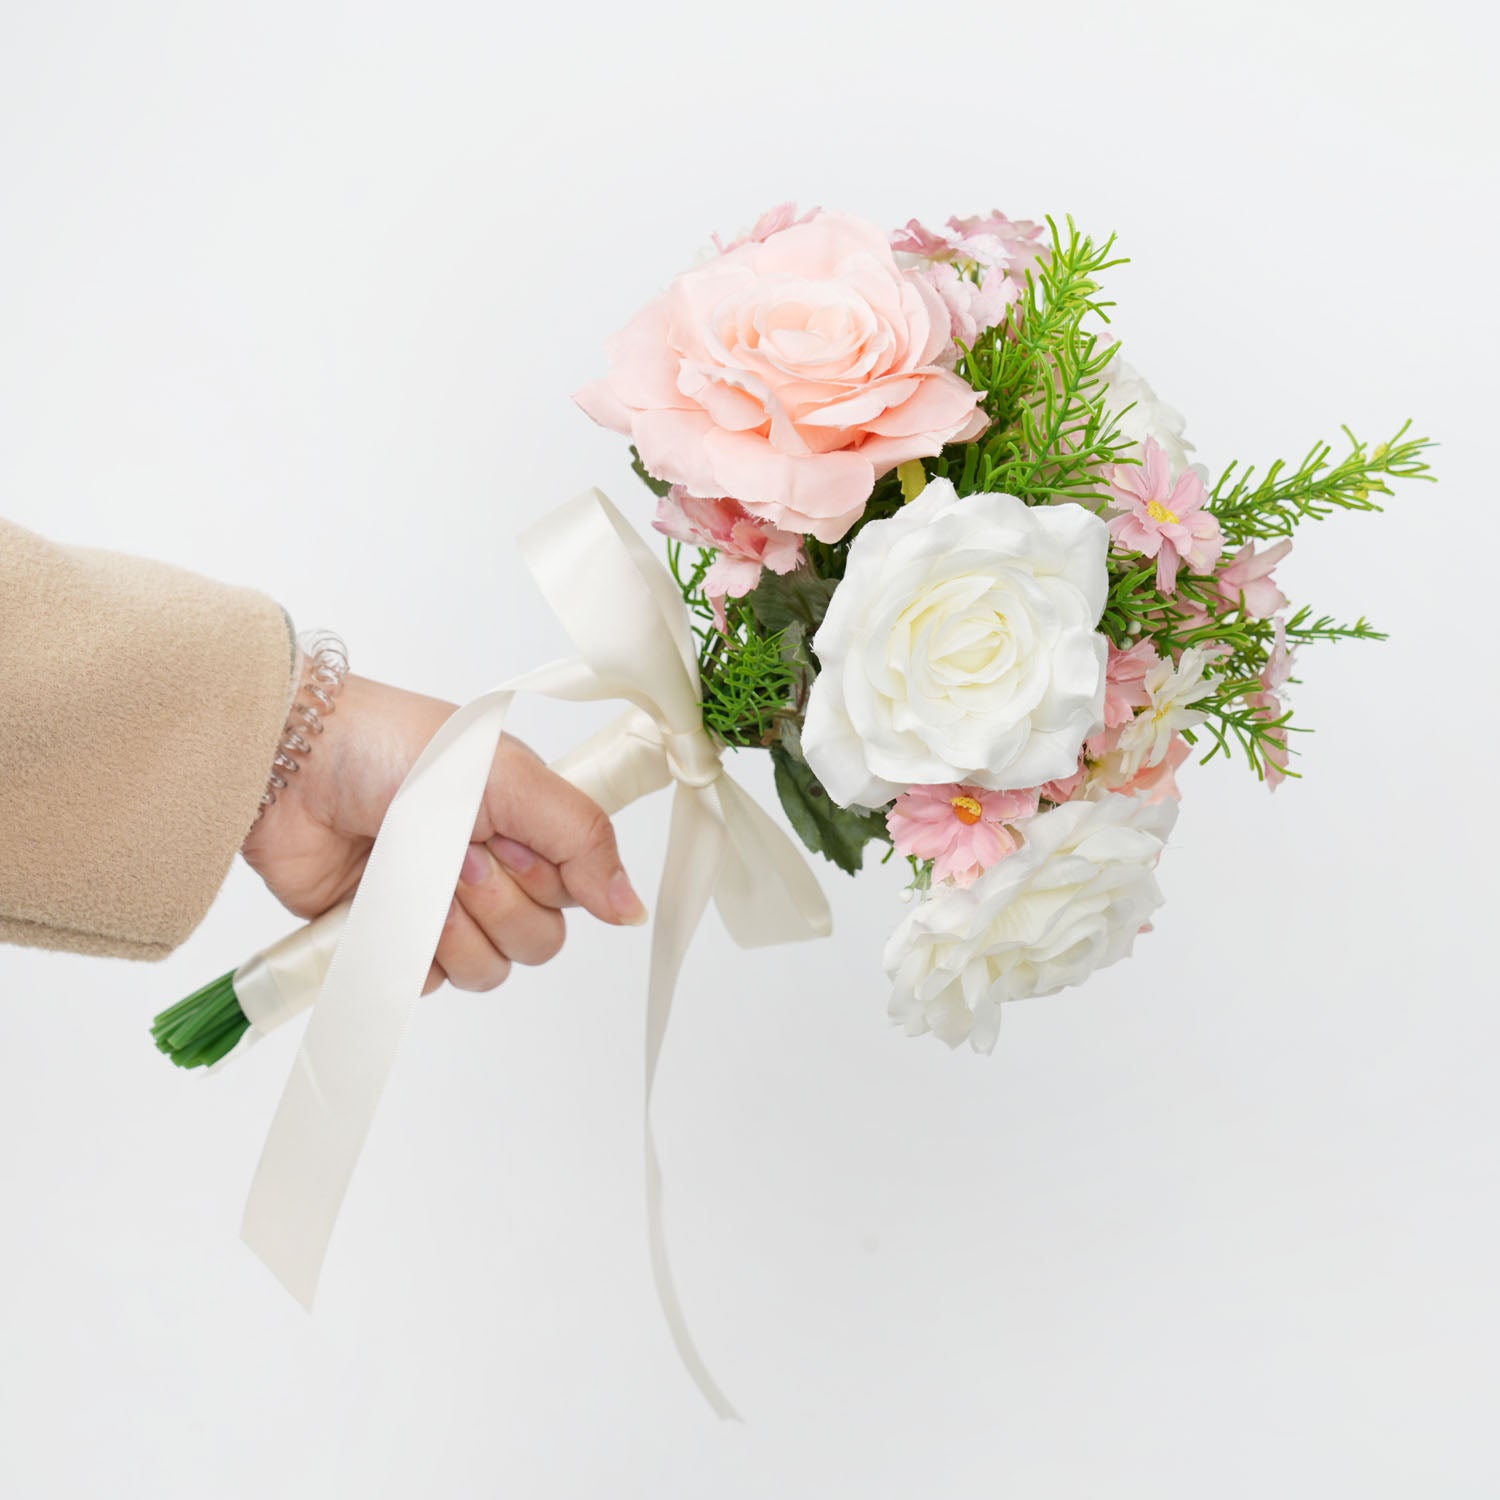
[151,970,249,1070]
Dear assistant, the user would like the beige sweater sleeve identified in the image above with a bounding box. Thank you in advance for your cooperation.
[0,521,298,960]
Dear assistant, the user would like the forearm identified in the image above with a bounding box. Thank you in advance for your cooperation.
[0,520,298,960]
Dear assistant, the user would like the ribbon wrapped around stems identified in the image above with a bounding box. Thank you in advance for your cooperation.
[237,488,832,1419]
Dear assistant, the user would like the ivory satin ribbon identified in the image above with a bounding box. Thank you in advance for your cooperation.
[236,488,832,1418]
[229,709,675,1049]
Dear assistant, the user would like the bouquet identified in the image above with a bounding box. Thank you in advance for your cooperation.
[153,203,1431,1413]
[574,204,1429,1050]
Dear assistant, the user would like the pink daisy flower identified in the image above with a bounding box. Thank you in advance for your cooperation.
[1216,538,1292,619]
[1106,438,1224,593]
[886,782,1040,887]
[1262,616,1295,691]
[1244,690,1291,788]
[1246,618,1296,789]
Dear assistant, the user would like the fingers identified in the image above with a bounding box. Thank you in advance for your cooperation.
[432,893,514,994]
[457,844,566,966]
[427,846,566,997]
[486,834,574,910]
[485,753,648,928]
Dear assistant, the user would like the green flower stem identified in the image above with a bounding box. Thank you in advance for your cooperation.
[151,970,250,1070]
[1208,421,1434,545]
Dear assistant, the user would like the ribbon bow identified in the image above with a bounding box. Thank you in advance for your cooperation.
[240,488,832,1419]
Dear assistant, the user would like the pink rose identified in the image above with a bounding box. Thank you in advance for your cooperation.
[652,488,804,631]
[576,211,988,543]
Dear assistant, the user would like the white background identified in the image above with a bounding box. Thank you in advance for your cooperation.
[1,1,1495,1495]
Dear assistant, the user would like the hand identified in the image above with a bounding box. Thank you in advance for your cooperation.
[240,668,647,995]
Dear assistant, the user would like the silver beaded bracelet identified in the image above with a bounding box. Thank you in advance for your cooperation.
[256,630,349,822]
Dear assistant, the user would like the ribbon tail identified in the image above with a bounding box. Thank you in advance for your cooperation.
[710,774,833,949]
[229,490,833,1408]
[645,786,740,1421]
[240,687,516,1307]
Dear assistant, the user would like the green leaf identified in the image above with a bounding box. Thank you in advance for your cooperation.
[746,568,838,637]
[698,623,798,747]
[1206,421,1434,545]
[951,216,1131,509]
[628,445,673,499]
[770,742,889,876]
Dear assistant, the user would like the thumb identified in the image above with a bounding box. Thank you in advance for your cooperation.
[483,747,648,928]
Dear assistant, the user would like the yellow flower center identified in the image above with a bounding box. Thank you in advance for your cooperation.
[950,795,984,825]
[897,460,928,502]
[1146,500,1179,525]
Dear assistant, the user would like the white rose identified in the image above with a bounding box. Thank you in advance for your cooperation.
[1098,351,1195,479]
[802,477,1109,807]
[884,792,1177,1053]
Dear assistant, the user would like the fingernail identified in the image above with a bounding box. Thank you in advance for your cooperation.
[488,835,537,874]
[607,871,649,925]
[460,845,490,886]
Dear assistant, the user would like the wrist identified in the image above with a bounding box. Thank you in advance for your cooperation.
[253,631,350,827]
[319,673,457,838]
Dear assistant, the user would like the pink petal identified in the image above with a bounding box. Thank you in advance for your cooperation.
[703,429,875,541]
[1155,543,1181,594]
[857,370,982,440]
[632,408,720,496]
